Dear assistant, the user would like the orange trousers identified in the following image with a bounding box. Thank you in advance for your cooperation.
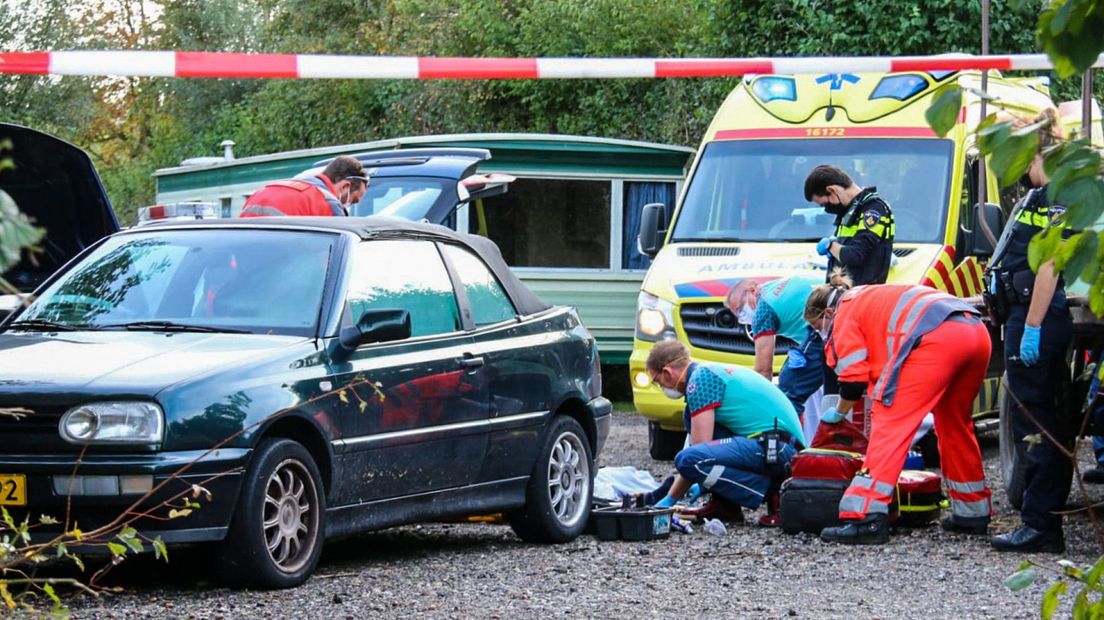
[839,318,993,521]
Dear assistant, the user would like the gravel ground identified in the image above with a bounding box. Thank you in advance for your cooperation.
[59,411,1104,619]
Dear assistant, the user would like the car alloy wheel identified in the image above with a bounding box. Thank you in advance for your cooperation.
[262,458,320,574]
[546,431,589,529]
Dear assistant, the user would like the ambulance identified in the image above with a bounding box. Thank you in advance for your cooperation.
[630,69,1102,460]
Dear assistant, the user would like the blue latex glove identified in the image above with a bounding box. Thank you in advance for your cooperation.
[816,236,836,256]
[653,495,676,508]
[820,406,845,424]
[686,483,702,503]
[1020,324,1041,366]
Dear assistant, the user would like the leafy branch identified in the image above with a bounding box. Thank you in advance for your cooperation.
[0,373,385,613]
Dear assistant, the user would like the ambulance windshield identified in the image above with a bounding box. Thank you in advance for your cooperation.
[670,139,953,244]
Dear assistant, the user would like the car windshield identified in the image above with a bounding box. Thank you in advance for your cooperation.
[670,139,954,244]
[350,176,447,221]
[15,229,335,336]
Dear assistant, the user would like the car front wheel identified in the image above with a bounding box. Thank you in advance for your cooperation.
[218,438,325,589]
[509,416,593,543]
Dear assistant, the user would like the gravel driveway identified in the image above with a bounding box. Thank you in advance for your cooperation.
[67,411,1104,619]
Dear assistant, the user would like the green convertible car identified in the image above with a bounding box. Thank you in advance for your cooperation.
[0,217,610,588]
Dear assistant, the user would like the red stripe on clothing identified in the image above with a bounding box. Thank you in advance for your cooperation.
[419,57,538,79]
[753,330,777,340]
[689,403,720,417]
[0,52,49,74]
[176,52,297,78]
[655,59,773,77]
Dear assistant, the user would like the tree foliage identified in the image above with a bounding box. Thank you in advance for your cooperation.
[4,0,1084,224]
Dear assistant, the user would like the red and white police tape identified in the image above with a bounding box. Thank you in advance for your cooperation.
[1,51,1103,79]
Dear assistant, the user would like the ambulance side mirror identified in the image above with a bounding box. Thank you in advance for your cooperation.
[968,203,1005,257]
[638,203,667,257]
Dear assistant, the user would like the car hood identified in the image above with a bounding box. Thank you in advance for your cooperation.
[0,331,308,399]
[0,123,120,292]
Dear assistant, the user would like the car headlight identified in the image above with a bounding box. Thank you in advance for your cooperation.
[59,402,164,445]
[636,291,676,341]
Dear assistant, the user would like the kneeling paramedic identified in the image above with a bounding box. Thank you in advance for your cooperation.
[808,272,993,545]
[645,340,804,523]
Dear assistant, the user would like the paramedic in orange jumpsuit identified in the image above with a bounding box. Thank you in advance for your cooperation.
[808,273,993,544]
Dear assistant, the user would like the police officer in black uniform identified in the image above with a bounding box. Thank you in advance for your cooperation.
[804,164,895,286]
[986,109,1071,553]
[803,164,896,396]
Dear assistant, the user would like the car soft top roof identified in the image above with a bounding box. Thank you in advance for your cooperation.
[129,216,552,316]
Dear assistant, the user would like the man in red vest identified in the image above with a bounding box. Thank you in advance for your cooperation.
[240,155,368,217]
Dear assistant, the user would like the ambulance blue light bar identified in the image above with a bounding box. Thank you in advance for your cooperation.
[870,74,929,101]
[751,77,797,103]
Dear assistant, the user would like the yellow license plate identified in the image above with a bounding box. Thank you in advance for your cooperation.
[0,475,26,506]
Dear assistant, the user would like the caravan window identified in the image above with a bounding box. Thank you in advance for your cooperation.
[471,178,610,269]
[623,181,676,270]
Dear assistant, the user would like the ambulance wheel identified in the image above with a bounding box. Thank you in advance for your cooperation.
[999,382,1028,510]
[648,422,685,461]
[999,373,1074,511]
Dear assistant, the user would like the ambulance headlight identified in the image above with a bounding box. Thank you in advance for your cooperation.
[636,292,675,340]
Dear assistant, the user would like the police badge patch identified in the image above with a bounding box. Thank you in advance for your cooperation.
[863,210,880,228]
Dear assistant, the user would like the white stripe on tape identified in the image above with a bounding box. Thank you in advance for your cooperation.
[537,58,655,78]
[773,57,892,75]
[50,51,175,77]
[1007,53,1060,71]
[296,55,419,79]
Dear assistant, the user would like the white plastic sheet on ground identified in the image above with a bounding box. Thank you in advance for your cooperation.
[593,466,661,501]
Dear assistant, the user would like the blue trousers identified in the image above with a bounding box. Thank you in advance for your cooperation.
[1005,303,1073,532]
[674,436,797,509]
[779,329,825,414]
[1094,436,1104,466]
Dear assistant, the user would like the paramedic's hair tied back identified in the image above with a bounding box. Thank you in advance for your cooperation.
[803,269,853,322]
[826,269,852,308]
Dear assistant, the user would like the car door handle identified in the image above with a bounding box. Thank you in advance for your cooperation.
[458,356,485,368]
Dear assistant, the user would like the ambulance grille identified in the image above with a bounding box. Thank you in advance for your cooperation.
[677,247,741,257]
[679,301,798,356]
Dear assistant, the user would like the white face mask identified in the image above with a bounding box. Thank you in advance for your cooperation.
[737,302,756,325]
[661,386,684,399]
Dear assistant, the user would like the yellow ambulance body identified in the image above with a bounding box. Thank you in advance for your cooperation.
[629,69,1100,455]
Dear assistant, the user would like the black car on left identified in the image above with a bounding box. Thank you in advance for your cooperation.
[0,216,610,588]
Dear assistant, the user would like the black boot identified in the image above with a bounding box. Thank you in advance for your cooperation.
[820,514,889,545]
[941,514,989,535]
[991,524,1065,553]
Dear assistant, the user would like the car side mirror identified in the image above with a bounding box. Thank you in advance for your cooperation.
[969,203,1004,257]
[638,202,667,257]
[331,308,412,361]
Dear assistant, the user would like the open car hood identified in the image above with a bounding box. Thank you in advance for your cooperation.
[0,123,120,292]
